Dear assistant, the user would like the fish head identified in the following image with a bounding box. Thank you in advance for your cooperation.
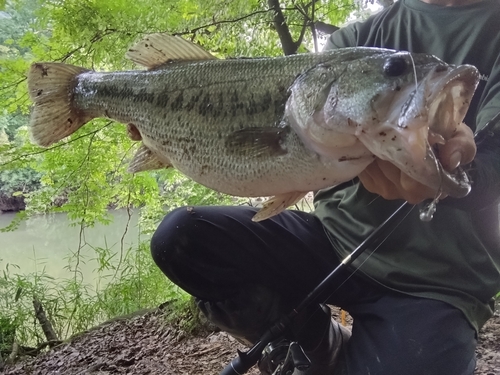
[347,52,479,198]
[289,49,480,197]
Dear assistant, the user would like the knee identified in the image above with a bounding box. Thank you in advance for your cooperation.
[150,206,199,269]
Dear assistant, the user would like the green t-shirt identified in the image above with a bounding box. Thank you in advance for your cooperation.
[315,0,500,331]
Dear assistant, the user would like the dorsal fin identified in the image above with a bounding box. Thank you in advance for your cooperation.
[125,33,216,69]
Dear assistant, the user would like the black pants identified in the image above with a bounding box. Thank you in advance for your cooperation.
[150,206,477,375]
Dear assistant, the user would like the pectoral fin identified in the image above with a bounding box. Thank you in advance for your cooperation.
[252,192,308,222]
[127,123,142,141]
[128,144,171,173]
[225,127,290,158]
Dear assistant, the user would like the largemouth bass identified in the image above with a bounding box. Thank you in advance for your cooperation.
[27,34,479,221]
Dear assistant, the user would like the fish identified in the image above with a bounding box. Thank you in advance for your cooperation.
[27,34,479,221]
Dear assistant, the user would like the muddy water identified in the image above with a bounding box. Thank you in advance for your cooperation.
[0,210,144,283]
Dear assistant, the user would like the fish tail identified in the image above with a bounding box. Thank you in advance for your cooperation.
[28,63,91,147]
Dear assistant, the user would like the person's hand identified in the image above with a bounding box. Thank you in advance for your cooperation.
[358,123,476,204]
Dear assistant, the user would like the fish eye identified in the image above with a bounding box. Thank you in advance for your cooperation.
[383,57,408,77]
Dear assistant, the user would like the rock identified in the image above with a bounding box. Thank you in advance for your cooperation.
[0,194,25,212]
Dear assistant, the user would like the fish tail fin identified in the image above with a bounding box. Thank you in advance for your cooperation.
[28,63,91,147]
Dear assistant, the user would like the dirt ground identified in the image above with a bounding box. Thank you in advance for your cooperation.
[3,305,499,375]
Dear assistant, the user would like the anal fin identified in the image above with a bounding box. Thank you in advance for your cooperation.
[128,144,171,173]
[252,192,308,222]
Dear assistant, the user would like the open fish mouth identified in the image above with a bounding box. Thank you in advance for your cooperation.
[426,64,479,137]
[400,64,479,197]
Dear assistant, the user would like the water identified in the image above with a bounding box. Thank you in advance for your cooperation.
[0,210,143,283]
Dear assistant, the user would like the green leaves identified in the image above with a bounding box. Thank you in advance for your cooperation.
[0,0,372,349]
[0,0,360,226]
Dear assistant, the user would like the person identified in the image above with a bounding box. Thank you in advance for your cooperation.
[150,0,500,374]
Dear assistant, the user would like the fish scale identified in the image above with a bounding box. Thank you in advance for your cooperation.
[72,61,350,194]
[27,33,479,220]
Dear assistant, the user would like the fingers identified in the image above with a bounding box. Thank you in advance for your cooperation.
[399,170,446,203]
[358,123,476,203]
[359,160,437,204]
[438,123,476,171]
[359,162,400,199]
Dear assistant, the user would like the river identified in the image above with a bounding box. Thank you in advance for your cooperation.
[0,210,144,284]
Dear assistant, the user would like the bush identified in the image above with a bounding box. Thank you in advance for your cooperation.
[0,238,189,350]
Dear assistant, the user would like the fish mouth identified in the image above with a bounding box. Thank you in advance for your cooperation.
[401,64,479,197]
[425,64,479,138]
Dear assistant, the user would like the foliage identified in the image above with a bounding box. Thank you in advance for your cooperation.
[0,238,190,348]
[0,0,361,354]
[0,0,360,224]
[0,112,27,141]
[0,315,16,354]
[0,168,39,196]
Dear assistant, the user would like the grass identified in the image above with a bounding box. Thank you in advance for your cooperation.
[0,238,191,354]
[0,173,241,358]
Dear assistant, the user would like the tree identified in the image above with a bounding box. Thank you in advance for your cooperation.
[0,0,371,352]
[0,0,360,227]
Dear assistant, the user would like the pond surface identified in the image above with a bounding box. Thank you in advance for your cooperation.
[0,210,144,283]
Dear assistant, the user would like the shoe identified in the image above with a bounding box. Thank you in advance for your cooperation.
[294,306,350,374]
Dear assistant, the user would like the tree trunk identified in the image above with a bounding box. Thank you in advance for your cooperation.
[268,0,298,55]
[6,341,19,364]
[33,298,59,346]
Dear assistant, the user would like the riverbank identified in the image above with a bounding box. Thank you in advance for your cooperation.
[3,306,499,375]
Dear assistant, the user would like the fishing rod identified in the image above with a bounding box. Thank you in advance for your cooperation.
[219,112,500,375]
[219,202,412,375]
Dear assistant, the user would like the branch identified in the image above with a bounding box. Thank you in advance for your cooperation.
[113,188,132,281]
[0,122,112,168]
[314,21,339,35]
[59,28,120,63]
[175,9,273,37]
[310,2,319,52]
[59,45,84,63]
[0,77,27,92]
[296,0,321,52]
[33,298,60,346]
[295,10,309,50]
[268,0,298,55]
[6,341,19,364]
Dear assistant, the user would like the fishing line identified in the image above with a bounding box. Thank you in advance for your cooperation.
[293,204,415,338]
[408,52,418,91]
[420,155,443,221]
[407,51,443,221]
[220,203,413,375]
[324,205,414,297]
